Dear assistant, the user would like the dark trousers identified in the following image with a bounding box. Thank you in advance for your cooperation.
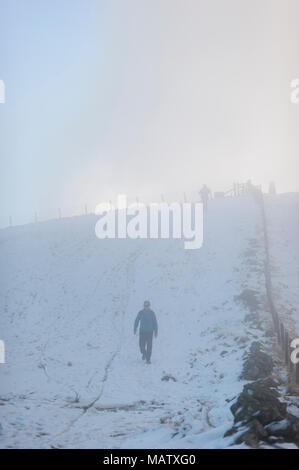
[139,332,153,361]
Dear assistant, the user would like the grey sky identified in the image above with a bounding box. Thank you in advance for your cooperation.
[0,0,298,227]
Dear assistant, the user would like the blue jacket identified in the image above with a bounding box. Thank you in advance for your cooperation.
[134,309,158,335]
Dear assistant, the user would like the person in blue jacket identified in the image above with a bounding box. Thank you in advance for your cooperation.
[134,300,158,364]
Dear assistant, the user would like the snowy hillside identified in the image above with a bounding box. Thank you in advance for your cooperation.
[0,195,292,448]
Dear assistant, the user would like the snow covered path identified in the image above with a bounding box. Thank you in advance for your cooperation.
[0,196,270,448]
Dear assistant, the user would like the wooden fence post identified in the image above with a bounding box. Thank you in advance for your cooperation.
[280,323,285,350]
[289,338,294,374]
[276,316,280,341]
[285,331,289,366]
[277,321,281,344]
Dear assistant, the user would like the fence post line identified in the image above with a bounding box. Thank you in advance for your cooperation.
[183,192,187,203]
[273,311,279,339]
[85,204,88,215]
[289,338,294,374]
[280,323,285,350]
[280,322,284,345]
[277,320,281,345]
[276,314,280,340]
[285,331,289,366]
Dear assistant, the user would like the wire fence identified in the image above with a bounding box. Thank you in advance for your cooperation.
[5,182,263,229]
[260,191,299,386]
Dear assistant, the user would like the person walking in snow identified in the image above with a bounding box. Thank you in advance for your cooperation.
[134,300,158,364]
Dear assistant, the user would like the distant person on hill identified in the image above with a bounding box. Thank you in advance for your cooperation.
[269,181,276,195]
[199,184,212,210]
[134,300,158,364]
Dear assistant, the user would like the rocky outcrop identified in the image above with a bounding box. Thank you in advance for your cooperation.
[241,342,273,380]
[225,378,287,447]
[225,342,299,447]
[234,289,260,313]
[231,378,286,426]
[266,417,299,444]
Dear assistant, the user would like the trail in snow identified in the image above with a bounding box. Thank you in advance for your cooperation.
[50,249,142,441]
[0,195,275,448]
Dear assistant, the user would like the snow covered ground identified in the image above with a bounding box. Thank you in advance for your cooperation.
[0,195,275,448]
[264,193,299,337]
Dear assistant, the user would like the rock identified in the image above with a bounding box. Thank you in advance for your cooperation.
[241,342,273,380]
[234,289,260,312]
[266,416,299,444]
[231,379,286,427]
[161,374,177,382]
[225,377,291,447]
[225,363,299,447]
[235,419,268,448]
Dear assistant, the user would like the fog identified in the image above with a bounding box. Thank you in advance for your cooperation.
[0,0,298,227]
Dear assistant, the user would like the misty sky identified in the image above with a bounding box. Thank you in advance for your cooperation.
[0,0,298,227]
